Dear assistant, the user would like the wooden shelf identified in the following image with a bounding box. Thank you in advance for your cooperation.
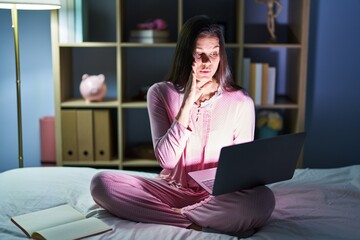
[51,0,310,169]
[59,42,118,47]
[122,159,159,168]
[61,99,118,108]
[62,160,120,167]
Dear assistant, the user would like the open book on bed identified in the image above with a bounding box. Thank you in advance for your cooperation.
[11,204,111,240]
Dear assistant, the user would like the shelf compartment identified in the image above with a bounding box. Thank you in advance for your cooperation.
[59,47,117,103]
[183,0,239,44]
[255,108,300,139]
[243,47,302,105]
[122,108,153,163]
[121,47,174,102]
[243,0,304,45]
[86,0,117,43]
[244,24,300,44]
[122,0,178,43]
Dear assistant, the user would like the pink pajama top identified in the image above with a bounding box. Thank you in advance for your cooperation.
[147,81,255,192]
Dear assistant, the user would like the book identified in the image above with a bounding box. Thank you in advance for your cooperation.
[129,37,169,43]
[74,0,89,42]
[130,29,169,38]
[59,0,79,43]
[266,66,276,104]
[66,0,75,43]
[261,63,269,105]
[11,204,112,240]
[129,30,170,43]
[250,63,263,105]
[58,0,68,43]
[242,57,251,92]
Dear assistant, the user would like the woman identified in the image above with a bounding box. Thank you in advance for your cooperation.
[91,15,275,237]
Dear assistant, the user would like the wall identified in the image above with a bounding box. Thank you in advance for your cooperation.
[0,10,54,172]
[304,0,360,168]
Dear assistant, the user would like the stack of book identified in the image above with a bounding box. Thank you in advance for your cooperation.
[59,0,88,43]
[242,58,276,105]
[129,29,170,43]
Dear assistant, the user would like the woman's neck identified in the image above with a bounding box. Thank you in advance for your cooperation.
[196,80,219,105]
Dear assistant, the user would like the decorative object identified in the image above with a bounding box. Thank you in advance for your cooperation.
[136,18,167,30]
[256,110,283,138]
[255,0,283,42]
[0,0,61,168]
[79,73,107,103]
[130,18,169,43]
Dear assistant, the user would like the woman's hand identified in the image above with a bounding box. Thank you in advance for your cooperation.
[183,63,201,107]
[184,63,213,106]
[176,63,213,128]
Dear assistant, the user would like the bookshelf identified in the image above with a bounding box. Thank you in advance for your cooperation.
[50,0,310,169]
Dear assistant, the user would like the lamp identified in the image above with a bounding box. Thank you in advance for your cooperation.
[0,0,61,168]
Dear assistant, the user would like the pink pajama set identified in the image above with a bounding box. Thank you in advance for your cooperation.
[91,81,275,234]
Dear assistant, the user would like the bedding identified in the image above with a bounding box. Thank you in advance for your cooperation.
[0,165,359,240]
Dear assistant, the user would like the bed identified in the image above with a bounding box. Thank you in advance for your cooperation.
[1,165,359,240]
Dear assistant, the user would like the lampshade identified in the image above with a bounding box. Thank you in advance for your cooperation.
[0,0,61,10]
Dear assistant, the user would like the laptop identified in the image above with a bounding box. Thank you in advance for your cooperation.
[188,132,306,196]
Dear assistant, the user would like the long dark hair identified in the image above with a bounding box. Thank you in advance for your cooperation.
[166,15,243,93]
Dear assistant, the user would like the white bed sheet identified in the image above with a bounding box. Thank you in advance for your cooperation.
[0,165,359,240]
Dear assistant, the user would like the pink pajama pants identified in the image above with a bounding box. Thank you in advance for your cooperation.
[90,171,275,234]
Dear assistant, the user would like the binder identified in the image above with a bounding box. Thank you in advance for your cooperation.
[61,110,78,161]
[76,110,94,161]
[93,109,113,161]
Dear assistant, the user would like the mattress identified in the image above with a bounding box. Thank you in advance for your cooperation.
[0,165,359,239]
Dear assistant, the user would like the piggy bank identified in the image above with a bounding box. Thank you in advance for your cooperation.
[79,74,107,103]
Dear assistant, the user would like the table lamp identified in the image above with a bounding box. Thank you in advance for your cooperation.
[0,0,61,168]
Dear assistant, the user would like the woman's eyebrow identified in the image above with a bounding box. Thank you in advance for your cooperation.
[195,45,220,50]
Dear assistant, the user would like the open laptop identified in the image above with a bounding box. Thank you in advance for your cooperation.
[188,132,306,196]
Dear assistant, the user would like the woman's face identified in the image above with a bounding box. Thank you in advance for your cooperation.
[193,36,220,87]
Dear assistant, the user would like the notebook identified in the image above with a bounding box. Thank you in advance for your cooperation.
[188,132,306,196]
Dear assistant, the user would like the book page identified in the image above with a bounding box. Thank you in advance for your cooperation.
[32,217,112,240]
[11,204,84,237]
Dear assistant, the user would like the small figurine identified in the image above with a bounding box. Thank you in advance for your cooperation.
[79,74,107,103]
[256,0,283,42]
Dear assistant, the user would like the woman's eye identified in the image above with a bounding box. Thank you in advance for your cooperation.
[194,53,202,59]
[210,52,218,58]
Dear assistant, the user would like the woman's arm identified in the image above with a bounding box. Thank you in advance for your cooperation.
[147,84,192,169]
[233,95,256,144]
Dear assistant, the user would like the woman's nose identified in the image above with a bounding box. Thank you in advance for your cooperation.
[201,53,211,63]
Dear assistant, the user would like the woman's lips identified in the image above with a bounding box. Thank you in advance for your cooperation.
[200,69,211,74]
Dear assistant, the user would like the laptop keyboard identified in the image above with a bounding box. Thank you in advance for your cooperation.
[202,179,215,190]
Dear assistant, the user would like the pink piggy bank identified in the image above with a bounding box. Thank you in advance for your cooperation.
[79,74,107,103]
